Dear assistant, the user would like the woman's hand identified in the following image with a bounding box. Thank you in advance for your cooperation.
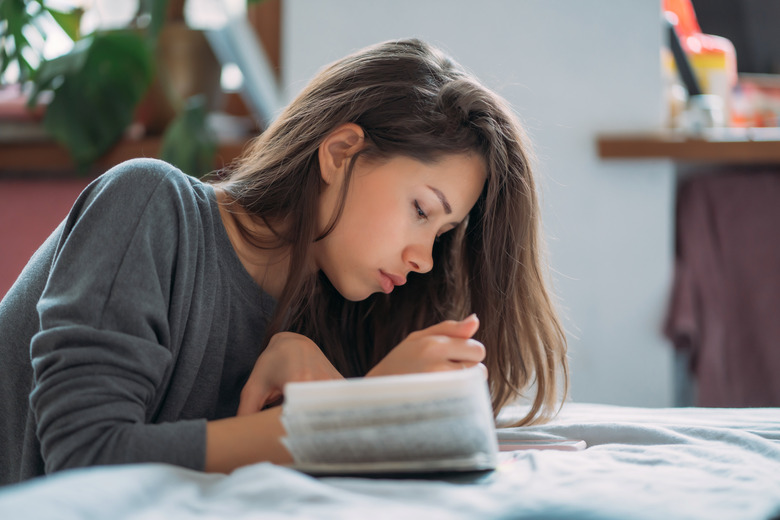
[367,314,486,377]
[237,332,342,415]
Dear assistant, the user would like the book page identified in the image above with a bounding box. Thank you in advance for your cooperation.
[281,367,498,474]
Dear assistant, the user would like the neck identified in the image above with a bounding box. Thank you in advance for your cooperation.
[214,189,295,300]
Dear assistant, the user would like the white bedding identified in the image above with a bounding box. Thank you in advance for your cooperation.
[1,403,779,519]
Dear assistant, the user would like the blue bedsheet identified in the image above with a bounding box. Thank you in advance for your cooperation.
[2,403,779,519]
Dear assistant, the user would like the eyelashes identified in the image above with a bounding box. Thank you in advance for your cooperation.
[414,200,428,221]
[414,200,442,242]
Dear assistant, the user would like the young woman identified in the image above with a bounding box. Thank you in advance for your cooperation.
[0,38,567,485]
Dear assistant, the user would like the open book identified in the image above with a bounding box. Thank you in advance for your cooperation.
[280,366,499,475]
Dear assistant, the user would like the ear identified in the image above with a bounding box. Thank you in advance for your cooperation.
[318,123,365,185]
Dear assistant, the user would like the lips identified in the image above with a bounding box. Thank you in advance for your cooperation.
[385,272,406,286]
[379,270,406,293]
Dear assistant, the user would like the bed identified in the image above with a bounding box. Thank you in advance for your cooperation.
[1,402,778,519]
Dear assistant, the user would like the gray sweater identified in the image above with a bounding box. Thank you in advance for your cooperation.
[0,158,276,486]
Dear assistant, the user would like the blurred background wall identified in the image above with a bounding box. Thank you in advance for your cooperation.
[282,0,676,407]
[1,0,681,407]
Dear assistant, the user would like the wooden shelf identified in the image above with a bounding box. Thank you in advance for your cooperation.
[597,128,780,164]
[0,136,253,178]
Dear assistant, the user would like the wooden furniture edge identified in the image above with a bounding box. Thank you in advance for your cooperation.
[0,137,253,178]
[597,130,780,163]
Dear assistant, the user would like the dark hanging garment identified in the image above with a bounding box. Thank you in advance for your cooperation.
[665,169,780,407]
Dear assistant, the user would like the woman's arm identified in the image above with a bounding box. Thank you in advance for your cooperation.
[205,407,291,472]
[205,331,342,473]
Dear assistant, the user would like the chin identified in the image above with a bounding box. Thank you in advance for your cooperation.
[339,289,373,302]
[326,278,372,302]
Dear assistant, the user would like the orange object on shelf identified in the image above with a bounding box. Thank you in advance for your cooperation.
[664,0,701,37]
[664,0,738,124]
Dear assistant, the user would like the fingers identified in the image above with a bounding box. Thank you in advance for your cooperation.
[415,315,485,364]
[415,335,485,372]
[237,384,270,416]
[443,337,486,364]
[411,314,480,340]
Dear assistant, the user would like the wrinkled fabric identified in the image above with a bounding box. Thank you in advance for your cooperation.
[1,403,778,520]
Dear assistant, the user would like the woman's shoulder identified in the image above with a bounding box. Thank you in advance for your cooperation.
[97,158,199,192]
[80,158,209,215]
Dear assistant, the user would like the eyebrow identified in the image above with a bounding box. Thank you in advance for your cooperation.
[427,185,452,215]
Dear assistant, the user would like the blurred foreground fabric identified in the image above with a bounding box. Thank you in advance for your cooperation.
[1,403,779,520]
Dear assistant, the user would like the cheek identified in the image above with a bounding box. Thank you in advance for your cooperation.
[362,199,409,247]
[343,206,392,251]
[336,175,412,258]
[327,199,382,258]
[345,188,394,234]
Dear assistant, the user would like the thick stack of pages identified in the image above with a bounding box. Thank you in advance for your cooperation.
[281,367,498,475]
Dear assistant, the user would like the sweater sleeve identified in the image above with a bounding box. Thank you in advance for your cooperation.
[29,159,207,474]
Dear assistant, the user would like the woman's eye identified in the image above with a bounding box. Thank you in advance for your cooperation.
[414,200,428,220]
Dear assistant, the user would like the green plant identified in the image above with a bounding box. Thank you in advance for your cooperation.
[0,0,261,175]
[1,0,81,81]
[160,94,216,177]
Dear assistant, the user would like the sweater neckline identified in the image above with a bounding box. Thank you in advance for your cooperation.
[204,184,277,319]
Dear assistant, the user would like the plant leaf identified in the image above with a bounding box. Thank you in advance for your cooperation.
[29,36,90,103]
[41,30,155,171]
[0,0,38,80]
[43,6,83,41]
[160,94,217,177]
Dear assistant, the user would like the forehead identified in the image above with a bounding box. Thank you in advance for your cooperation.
[409,153,486,203]
[371,153,486,184]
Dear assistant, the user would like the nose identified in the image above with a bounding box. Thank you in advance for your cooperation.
[403,241,434,274]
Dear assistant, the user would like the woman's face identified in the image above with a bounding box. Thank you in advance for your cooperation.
[312,153,486,301]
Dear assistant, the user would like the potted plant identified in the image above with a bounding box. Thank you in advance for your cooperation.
[0,0,262,175]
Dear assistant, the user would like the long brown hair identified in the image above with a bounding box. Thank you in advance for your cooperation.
[216,39,567,425]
